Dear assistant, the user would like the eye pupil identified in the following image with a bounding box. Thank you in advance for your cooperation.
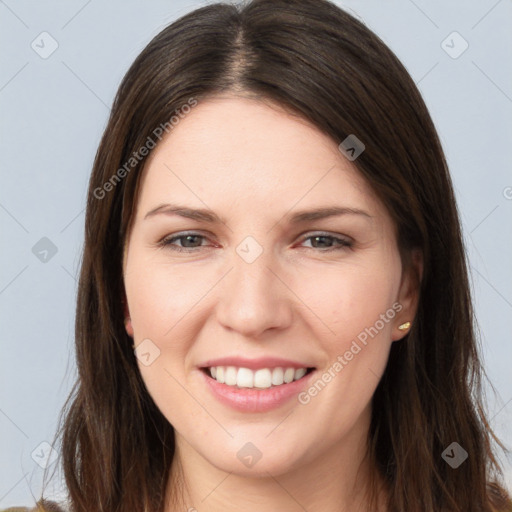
[312,236,331,248]
[182,235,201,247]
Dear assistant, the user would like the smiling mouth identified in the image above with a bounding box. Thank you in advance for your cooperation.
[201,366,315,389]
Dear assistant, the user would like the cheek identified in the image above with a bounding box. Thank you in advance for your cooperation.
[124,250,204,341]
[125,255,202,426]
[299,260,398,344]
[294,266,399,432]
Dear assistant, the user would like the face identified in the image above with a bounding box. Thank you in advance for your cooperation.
[122,95,421,477]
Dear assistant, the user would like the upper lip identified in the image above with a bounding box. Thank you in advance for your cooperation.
[199,356,315,370]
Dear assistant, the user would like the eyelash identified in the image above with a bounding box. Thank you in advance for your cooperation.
[157,232,353,253]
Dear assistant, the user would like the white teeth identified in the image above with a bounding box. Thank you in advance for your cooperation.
[207,366,310,388]
[254,369,272,389]
[225,366,237,386]
[271,367,284,385]
[283,368,295,383]
[294,368,307,380]
[237,367,254,388]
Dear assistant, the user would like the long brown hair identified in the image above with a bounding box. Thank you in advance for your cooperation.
[37,0,511,510]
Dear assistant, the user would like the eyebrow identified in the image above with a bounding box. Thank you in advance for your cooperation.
[144,203,373,224]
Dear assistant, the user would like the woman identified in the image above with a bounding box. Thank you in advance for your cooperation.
[9,0,511,510]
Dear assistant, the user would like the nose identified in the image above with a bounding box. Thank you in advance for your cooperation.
[215,245,293,339]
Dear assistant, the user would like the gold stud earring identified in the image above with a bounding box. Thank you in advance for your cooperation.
[398,321,411,331]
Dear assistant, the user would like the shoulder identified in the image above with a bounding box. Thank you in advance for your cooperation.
[488,481,512,512]
[0,500,68,512]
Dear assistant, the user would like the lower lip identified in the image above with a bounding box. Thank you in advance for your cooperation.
[200,369,316,412]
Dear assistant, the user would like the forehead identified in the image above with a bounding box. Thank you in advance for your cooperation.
[134,95,389,227]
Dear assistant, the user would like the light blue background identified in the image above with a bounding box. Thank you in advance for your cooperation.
[1,0,511,507]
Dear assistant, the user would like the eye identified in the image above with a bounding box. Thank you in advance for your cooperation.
[158,231,353,253]
[299,233,353,251]
[158,232,210,252]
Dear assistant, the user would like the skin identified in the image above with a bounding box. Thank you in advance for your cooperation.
[122,95,423,512]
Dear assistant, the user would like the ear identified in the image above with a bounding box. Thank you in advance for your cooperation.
[123,294,134,338]
[392,248,423,341]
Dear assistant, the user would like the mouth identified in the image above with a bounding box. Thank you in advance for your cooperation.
[197,356,318,412]
[201,365,316,389]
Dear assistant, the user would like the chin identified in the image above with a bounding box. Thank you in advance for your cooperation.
[203,440,307,478]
